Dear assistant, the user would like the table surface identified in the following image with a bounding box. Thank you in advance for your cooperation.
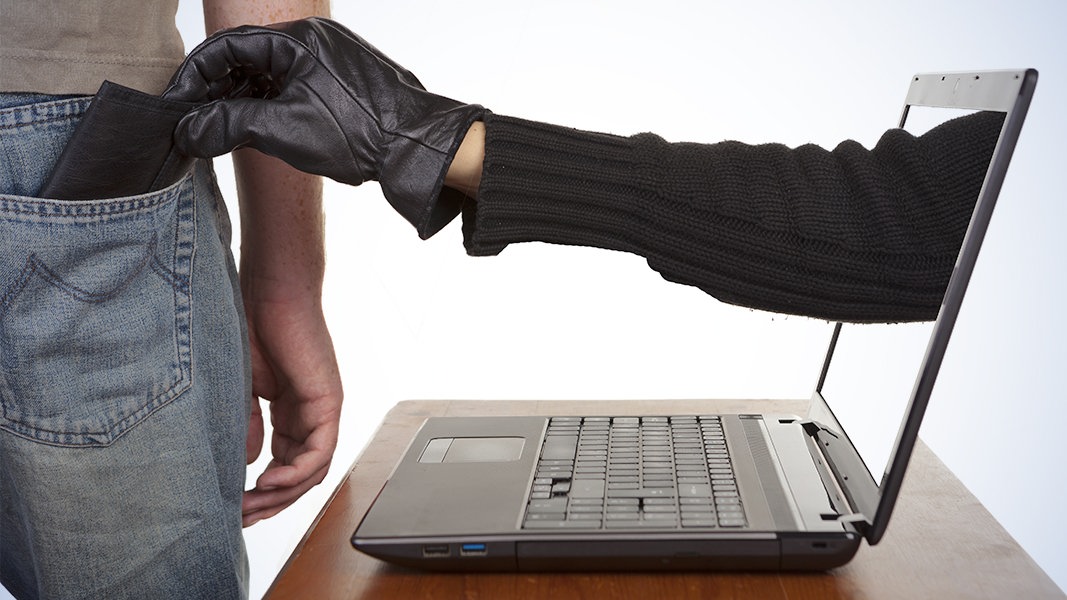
[265,399,1064,599]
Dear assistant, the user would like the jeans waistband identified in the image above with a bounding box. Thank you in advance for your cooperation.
[0,93,92,131]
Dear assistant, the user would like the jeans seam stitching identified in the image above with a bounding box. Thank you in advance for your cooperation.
[0,186,182,220]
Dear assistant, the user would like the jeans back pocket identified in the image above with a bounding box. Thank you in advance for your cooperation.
[0,176,195,447]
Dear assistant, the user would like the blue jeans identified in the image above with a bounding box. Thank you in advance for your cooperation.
[0,94,251,599]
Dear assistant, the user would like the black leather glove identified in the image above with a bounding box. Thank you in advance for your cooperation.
[166,17,485,238]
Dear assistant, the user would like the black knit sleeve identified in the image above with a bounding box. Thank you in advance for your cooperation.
[462,111,1004,322]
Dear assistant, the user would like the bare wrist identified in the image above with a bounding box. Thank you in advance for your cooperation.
[444,121,485,198]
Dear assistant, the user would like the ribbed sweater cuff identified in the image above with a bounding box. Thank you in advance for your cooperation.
[463,113,648,258]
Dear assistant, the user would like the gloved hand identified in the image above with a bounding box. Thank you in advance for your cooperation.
[166,17,485,238]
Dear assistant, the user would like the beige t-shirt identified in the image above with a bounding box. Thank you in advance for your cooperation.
[0,0,186,95]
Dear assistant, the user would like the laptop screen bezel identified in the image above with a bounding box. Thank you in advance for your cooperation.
[806,69,1037,545]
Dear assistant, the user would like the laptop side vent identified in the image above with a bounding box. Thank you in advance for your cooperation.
[740,417,795,530]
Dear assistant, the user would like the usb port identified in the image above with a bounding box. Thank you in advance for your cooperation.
[460,543,487,556]
[422,544,450,557]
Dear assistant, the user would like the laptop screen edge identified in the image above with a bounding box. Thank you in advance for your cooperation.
[808,68,1038,545]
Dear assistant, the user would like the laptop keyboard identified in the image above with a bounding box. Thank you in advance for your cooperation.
[522,416,747,529]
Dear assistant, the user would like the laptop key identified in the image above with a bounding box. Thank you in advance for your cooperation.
[524,512,566,521]
[542,436,578,460]
[538,459,576,466]
[604,520,673,529]
[681,519,719,528]
[607,488,675,499]
[681,513,717,522]
[524,520,599,529]
[528,498,567,512]
[642,505,678,513]
[568,513,604,520]
[680,505,715,513]
[679,484,713,497]
[570,479,606,498]
[568,505,604,513]
[640,506,674,516]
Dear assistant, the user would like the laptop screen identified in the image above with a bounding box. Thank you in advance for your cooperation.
[819,104,987,484]
[806,70,1036,543]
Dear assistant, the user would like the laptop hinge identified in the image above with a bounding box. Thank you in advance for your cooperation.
[802,421,876,533]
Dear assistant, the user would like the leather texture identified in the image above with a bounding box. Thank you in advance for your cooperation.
[38,81,197,200]
[166,17,485,238]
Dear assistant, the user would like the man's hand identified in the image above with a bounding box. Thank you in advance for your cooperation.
[227,148,341,527]
[241,284,342,526]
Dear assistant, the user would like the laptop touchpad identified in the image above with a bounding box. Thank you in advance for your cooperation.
[419,437,526,463]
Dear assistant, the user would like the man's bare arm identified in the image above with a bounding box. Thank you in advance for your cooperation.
[202,0,342,527]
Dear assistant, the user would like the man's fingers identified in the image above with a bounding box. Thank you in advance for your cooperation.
[242,463,330,527]
[246,398,265,465]
[256,439,334,489]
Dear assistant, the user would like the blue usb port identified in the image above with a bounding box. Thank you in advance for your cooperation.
[460,543,487,556]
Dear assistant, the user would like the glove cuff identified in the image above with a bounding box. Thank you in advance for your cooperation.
[379,105,488,239]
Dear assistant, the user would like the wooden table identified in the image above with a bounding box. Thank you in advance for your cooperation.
[266,400,1064,599]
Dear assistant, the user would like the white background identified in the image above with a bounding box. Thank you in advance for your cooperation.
[177,2,1066,597]
[10,2,1058,599]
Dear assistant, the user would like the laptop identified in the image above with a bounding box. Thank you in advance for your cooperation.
[351,69,1037,571]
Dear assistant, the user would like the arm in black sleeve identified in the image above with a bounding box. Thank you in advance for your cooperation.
[461,111,1003,322]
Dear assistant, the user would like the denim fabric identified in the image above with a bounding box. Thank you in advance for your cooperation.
[0,94,251,599]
